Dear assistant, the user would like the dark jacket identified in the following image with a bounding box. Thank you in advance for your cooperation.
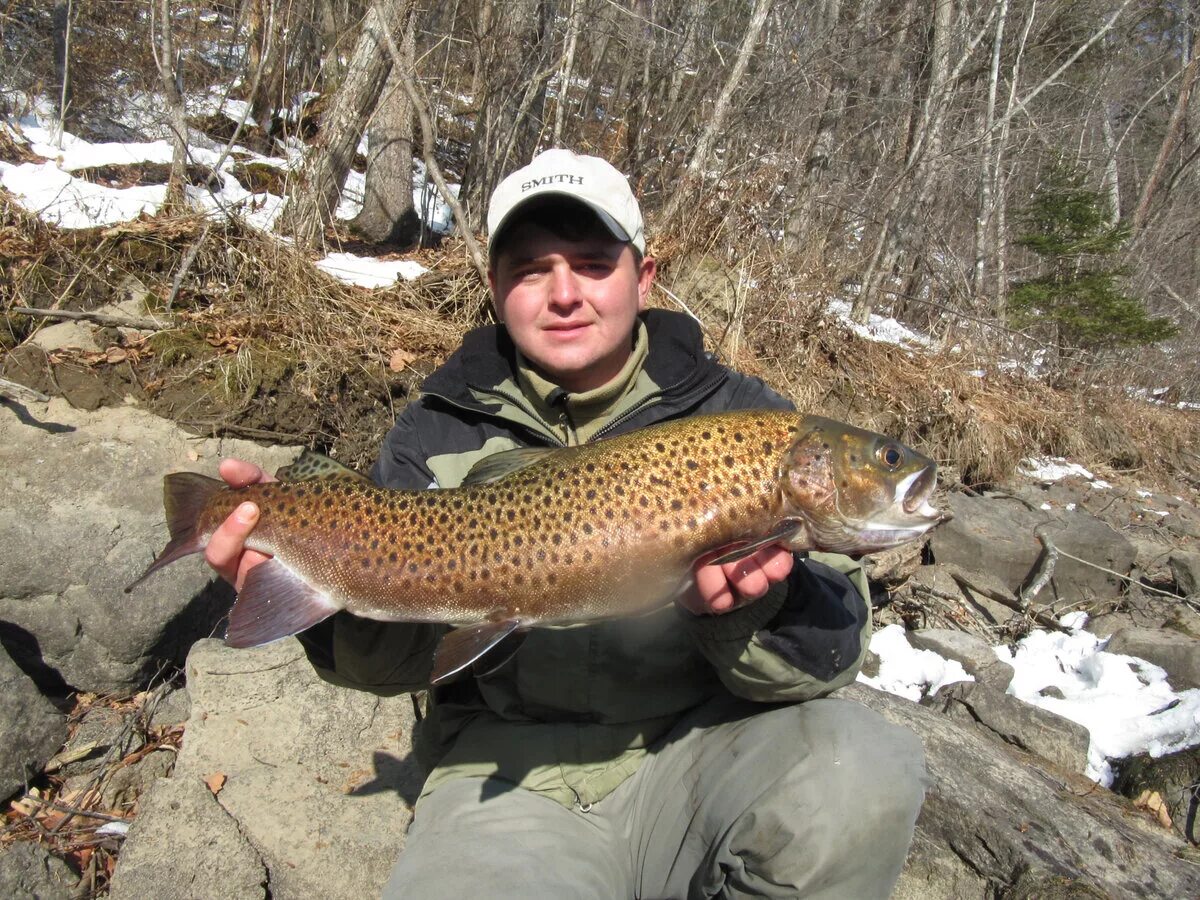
[298,309,872,807]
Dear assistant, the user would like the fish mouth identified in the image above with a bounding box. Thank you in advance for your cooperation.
[898,464,941,521]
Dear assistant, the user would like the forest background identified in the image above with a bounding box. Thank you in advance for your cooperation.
[2,0,1199,489]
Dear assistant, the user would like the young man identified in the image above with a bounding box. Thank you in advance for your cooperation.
[207,150,926,898]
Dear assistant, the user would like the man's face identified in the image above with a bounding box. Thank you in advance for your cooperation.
[489,221,656,393]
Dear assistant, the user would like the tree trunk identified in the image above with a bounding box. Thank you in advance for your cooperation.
[659,0,772,227]
[552,0,581,146]
[971,0,1008,301]
[349,10,418,247]
[1131,31,1199,235]
[51,0,73,141]
[151,0,190,210]
[282,0,411,250]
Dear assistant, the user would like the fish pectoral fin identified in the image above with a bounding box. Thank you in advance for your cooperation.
[706,520,807,567]
[461,448,558,485]
[430,620,522,684]
[275,449,373,485]
[225,558,340,648]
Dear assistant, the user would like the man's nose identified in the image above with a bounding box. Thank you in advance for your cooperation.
[547,265,581,308]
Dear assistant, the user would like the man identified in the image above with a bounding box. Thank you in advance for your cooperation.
[207,149,926,898]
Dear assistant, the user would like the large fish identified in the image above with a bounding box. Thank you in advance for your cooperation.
[128,410,945,682]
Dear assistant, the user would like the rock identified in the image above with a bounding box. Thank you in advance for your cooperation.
[28,320,101,353]
[908,628,1015,691]
[147,685,191,730]
[1171,551,1200,597]
[1131,538,1175,585]
[0,842,77,900]
[107,775,267,900]
[100,748,175,814]
[114,638,424,900]
[1105,627,1200,690]
[930,493,1136,605]
[1114,747,1200,844]
[837,683,1200,898]
[0,648,67,802]
[924,680,1091,774]
[0,398,300,693]
[52,706,143,778]
[909,565,1013,626]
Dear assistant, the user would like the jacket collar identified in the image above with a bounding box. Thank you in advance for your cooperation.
[420,309,725,416]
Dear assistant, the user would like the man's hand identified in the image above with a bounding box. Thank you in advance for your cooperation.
[205,458,275,592]
[680,545,794,616]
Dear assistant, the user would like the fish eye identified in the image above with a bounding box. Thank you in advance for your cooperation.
[877,444,905,469]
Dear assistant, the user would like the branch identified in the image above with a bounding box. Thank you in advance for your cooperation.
[0,377,50,403]
[10,306,166,330]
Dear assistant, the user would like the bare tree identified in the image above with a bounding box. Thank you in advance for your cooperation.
[349,8,419,247]
[282,0,411,250]
[150,0,190,210]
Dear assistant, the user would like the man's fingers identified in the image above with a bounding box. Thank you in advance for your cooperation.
[218,458,273,488]
[204,502,261,584]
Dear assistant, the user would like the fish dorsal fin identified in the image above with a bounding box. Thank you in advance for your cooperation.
[461,447,558,485]
[275,449,372,485]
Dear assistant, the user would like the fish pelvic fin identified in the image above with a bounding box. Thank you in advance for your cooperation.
[225,558,340,648]
[125,472,224,593]
[431,620,523,684]
[275,449,373,485]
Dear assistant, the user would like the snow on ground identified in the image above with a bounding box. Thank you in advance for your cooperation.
[2,111,443,288]
[856,624,974,702]
[825,298,936,349]
[999,613,1200,786]
[315,253,427,289]
[1018,456,1112,490]
[862,616,1200,787]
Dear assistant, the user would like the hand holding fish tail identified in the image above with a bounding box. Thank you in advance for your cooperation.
[683,545,795,615]
[205,459,275,592]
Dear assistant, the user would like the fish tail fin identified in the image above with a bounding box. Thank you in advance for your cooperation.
[125,472,224,592]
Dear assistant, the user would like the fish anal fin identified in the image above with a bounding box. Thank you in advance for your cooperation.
[276,450,373,485]
[707,520,807,567]
[431,620,521,684]
[225,558,340,648]
[462,448,558,486]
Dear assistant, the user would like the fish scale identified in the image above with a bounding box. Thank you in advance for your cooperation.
[128,410,945,682]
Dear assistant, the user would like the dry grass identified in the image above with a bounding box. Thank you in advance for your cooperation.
[3,193,1197,492]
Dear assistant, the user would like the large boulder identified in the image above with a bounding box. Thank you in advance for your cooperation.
[112,638,423,900]
[1105,628,1200,691]
[839,683,1200,898]
[0,842,77,900]
[930,493,1136,605]
[0,398,299,693]
[0,647,67,802]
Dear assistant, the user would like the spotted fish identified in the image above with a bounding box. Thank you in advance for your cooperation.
[127,410,945,682]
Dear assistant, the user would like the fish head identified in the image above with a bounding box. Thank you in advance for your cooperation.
[779,416,945,555]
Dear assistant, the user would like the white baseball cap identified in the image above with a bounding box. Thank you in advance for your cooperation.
[487,149,646,256]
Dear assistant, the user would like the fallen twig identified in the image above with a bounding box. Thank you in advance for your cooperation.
[10,306,166,331]
[0,376,50,403]
[1019,521,1059,607]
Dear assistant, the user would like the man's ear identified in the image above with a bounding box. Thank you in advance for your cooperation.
[487,269,503,321]
[637,256,657,311]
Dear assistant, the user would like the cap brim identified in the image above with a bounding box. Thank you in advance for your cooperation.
[488,192,632,256]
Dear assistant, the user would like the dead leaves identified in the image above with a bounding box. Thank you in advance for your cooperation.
[388,347,417,372]
[204,772,227,796]
[1134,790,1174,830]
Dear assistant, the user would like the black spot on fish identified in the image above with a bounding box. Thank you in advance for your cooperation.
[724,455,735,467]
[582,523,593,535]
[389,551,398,563]
[586,489,596,500]
[670,499,683,511]
[324,497,333,508]
[514,574,524,587]
[493,551,503,563]
[686,459,698,470]
[615,485,625,497]
[506,510,516,522]
[415,541,425,553]
[734,433,744,443]
[583,550,592,562]
[514,535,524,547]
[300,518,309,528]
[370,538,379,550]
[454,580,465,592]
[655,442,665,452]
[547,573,557,586]
[408,563,418,574]
[639,496,649,508]
[731,486,743,498]
[585,462,596,472]
[762,442,774,454]
[702,431,711,440]
[435,547,444,558]
[481,568,491,580]
[439,512,450,525]
[448,559,457,571]
[552,533,562,545]
[537,549,546,561]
